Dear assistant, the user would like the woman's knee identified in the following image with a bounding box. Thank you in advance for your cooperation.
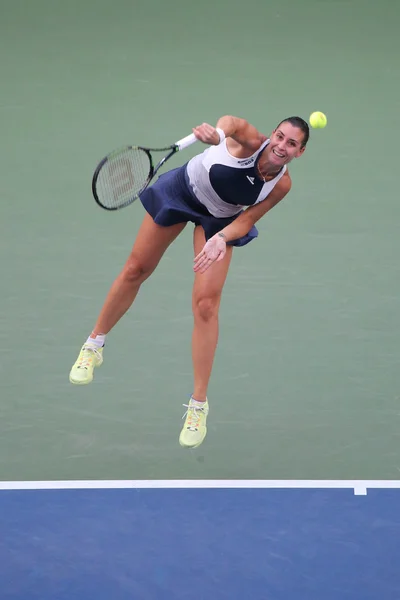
[122,254,155,284]
[193,294,220,323]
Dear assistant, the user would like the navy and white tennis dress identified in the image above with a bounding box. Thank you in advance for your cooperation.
[139,139,286,247]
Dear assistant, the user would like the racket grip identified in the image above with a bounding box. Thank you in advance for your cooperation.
[175,133,198,151]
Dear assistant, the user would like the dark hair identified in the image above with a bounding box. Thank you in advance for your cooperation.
[276,116,310,147]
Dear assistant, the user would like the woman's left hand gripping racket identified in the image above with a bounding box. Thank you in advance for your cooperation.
[91,133,198,210]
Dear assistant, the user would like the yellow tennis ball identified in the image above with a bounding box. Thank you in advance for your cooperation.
[309,111,327,129]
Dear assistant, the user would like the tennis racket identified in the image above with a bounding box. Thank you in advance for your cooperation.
[92,133,198,211]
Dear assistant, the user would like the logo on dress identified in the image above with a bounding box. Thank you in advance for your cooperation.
[246,176,255,185]
[238,158,255,166]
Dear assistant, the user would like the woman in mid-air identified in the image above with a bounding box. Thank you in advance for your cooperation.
[69,115,309,449]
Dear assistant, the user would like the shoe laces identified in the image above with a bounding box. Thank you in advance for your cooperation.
[182,402,206,431]
[77,345,101,370]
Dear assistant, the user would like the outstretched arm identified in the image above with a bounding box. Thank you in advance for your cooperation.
[193,173,292,274]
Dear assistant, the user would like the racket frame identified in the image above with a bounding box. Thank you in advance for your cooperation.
[92,133,197,211]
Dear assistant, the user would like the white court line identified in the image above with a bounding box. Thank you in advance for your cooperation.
[0,480,400,495]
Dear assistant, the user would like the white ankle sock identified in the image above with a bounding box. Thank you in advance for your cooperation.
[86,334,106,348]
[190,397,207,407]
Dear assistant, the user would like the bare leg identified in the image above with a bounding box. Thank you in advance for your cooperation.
[92,213,186,336]
[191,226,233,401]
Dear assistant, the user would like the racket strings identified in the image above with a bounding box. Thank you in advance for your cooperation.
[95,148,151,209]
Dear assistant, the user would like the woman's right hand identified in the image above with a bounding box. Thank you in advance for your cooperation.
[192,123,221,146]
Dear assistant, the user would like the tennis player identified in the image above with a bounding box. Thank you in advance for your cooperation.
[69,115,309,449]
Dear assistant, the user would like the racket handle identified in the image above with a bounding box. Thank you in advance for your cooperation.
[175,133,198,151]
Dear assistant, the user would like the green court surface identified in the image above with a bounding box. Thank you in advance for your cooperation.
[1,0,399,482]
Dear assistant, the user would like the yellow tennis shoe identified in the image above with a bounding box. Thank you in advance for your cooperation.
[69,344,103,385]
[179,398,209,449]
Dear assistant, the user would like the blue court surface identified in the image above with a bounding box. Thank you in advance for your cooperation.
[1,480,399,600]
